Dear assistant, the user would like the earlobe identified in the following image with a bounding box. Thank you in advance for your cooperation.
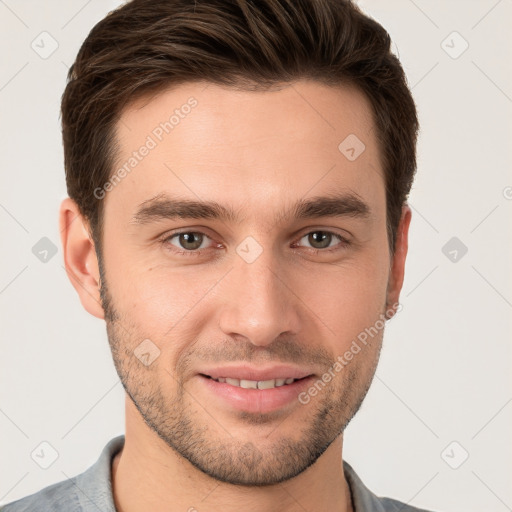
[386,205,412,319]
[59,197,105,320]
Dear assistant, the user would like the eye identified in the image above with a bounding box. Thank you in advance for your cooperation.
[295,230,350,253]
[160,229,350,257]
[163,231,214,255]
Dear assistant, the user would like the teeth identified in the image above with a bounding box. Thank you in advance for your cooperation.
[213,377,299,389]
[240,379,258,389]
[257,379,276,389]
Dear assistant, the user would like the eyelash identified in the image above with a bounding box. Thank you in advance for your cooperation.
[159,229,351,257]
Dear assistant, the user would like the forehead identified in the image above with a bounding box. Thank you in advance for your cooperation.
[106,80,384,226]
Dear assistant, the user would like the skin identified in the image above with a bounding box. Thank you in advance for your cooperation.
[60,79,411,512]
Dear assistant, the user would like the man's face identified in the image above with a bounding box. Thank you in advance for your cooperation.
[95,80,404,485]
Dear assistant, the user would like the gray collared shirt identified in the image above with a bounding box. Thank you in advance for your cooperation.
[1,435,436,511]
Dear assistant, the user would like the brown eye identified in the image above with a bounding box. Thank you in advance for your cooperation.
[299,231,348,251]
[307,231,333,249]
[166,232,210,252]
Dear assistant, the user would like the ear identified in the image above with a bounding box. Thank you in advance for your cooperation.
[385,204,412,319]
[59,197,105,319]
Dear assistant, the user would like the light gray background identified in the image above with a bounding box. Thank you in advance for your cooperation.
[1,1,511,510]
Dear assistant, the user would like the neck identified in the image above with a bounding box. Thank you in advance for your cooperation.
[112,400,353,512]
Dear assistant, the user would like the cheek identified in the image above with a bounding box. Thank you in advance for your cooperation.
[113,264,221,341]
[300,250,389,350]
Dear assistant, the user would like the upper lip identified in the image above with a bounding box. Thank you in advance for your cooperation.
[199,364,314,381]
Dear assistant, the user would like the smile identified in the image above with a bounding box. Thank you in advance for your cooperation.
[207,376,301,389]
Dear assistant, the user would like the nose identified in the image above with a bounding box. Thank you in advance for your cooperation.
[217,249,302,347]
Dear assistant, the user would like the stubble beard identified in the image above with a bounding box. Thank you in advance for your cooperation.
[98,259,383,486]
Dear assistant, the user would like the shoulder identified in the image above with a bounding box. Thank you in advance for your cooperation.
[0,477,80,512]
[343,460,439,512]
[373,496,437,512]
[0,435,124,512]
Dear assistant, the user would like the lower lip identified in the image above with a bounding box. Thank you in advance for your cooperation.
[198,374,314,414]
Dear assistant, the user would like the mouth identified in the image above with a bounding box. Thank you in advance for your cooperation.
[200,374,308,390]
[197,372,315,414]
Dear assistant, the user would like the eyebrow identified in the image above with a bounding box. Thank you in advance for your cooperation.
[130,191,371,225]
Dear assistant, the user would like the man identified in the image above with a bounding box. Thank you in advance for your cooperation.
[1,0,437,510]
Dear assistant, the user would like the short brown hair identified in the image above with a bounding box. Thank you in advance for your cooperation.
[61,0,418,257]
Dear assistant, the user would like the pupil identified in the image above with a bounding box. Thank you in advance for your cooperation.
[180,232,202,250]
[310,231,330,249]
